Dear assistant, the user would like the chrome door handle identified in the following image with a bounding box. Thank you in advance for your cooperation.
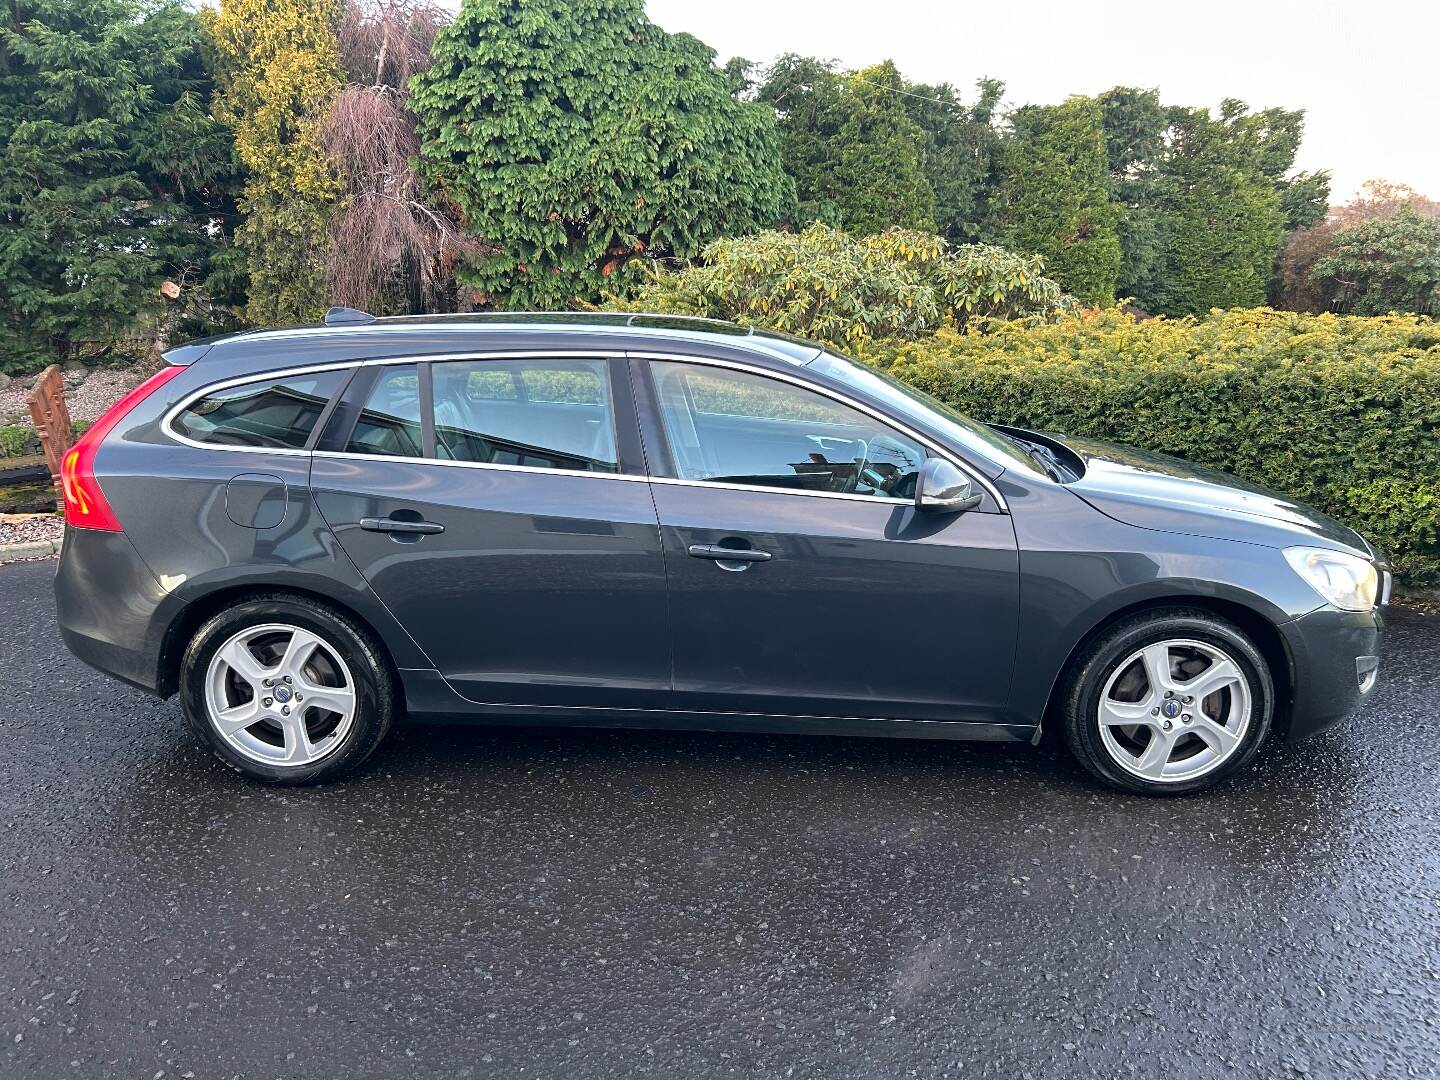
[359,516,445,535]
[687,544,772,562]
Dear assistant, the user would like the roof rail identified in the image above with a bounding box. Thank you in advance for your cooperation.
[323,306,376,326]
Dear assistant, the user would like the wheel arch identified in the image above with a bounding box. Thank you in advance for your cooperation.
[155,581,408,705]
[1040,593,1297,740]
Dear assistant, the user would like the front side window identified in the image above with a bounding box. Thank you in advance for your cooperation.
[172,370,347,450]
[649,361,925,500]
[345,365,422,457]
[431,358,618,473]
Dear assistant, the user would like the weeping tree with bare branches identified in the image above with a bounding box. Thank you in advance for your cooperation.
[321,0,485,314]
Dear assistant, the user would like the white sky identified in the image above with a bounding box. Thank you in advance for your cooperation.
[645,0,1440,204]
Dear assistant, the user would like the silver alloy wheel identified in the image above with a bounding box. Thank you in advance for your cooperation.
[1097,638,1252,784]
[203,623,357,768]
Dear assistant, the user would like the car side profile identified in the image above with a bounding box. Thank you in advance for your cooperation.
[53,310,1387,794]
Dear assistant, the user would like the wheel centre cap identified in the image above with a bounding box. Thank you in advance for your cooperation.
[273,685,293,703]
[1161,699,1181,719]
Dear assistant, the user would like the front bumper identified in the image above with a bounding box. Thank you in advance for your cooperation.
[1278,604,1384,740]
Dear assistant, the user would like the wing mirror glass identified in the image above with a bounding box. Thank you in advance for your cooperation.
[916,457,984,514]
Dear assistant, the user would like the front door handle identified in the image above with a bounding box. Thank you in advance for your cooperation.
[360,516,445,535]
[687,544,772,563]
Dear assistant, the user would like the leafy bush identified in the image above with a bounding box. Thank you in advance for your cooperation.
[608,224,1072,348]
[864,308,1440,584]
[0,425,36,459]
[0,418,90,460]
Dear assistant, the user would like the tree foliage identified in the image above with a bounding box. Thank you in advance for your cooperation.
[607,223,1072,348]
[1,0,238,371]
[410,0,793,310]
[992,97,1121,306]
[757,56,934,234]
[1097,86,1166,304]
[205,0,343,324]
[901,77,1005,242]
[1138,101,1289,315]
[1311,208,1440,316]
[1276,181,1440,313]
[1097,91,1327,315]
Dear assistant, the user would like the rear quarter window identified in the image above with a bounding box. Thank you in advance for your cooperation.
[172,371,347,450]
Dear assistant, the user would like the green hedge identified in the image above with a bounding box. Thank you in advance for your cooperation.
[864,308,1440,585]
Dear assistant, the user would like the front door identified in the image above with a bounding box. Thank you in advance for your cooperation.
[311,355,671,709]
[636,357,1020,725]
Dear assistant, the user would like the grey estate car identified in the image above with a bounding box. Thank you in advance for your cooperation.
[53,310,1387,795]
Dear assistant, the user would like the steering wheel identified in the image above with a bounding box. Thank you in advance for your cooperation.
[854,434,917,496]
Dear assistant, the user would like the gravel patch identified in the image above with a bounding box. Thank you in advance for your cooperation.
[0,514,63,550]
[0,365,154,427]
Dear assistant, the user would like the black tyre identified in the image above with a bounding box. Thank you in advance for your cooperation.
[179,593,396,784]
[1060,607,1274,796]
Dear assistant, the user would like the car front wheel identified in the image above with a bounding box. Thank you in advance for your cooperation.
[180,594,396,784]
[1061,607,1274,795]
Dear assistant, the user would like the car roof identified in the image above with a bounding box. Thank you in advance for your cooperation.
[163,312,826,371]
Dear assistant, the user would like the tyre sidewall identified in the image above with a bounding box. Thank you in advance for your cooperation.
[1065,613,1274,796]
[180,597,392,784]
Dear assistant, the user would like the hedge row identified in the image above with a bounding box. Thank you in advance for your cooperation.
[863,308,1440,585]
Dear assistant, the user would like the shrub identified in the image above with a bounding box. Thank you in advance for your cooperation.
[0,425,36,459]
[0,418,89,460]
[608,224,1072,348]
[864,308,1440,584]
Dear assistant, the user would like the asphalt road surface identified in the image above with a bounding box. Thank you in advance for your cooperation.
[2,559,1437,1079]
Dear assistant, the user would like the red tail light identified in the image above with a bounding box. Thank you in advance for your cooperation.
[60,364,186,532]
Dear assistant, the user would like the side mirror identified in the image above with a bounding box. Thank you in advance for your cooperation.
[916,457,984,514]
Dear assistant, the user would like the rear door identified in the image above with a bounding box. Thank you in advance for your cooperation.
[633,355,1021,726]
[311,354,671,709]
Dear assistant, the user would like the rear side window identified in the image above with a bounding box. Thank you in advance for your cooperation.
[172,371,346,450]
[345,365,422,457]
[431,358,618,473]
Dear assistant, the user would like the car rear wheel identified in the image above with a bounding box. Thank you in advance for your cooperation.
[180,594,396,784]
[1060,608,1273,796]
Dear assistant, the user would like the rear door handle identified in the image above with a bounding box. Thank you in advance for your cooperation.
[360,516,445,535]
[687,544,772,562]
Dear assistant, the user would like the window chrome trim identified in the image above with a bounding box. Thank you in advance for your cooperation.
[159,348,1008,512]
[312,448,645,481]
[308,449,929,505]
[626,350,1009,513]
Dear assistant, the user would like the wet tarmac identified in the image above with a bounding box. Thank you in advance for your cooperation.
[1,560,1437,1078]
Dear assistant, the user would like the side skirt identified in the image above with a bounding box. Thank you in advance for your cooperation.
[397,669,1036,744]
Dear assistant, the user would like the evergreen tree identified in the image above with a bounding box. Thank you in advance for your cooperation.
[0,0,237,371]
[1146,102,1286,315]
[1097,86,1167,305]
[992,97,1120,306]
[205,0,343,325]
[901,78,1005,242]
[758,56,934,234]
[410,0,794,310]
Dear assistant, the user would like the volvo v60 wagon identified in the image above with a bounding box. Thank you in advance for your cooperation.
[53,310,1387,795]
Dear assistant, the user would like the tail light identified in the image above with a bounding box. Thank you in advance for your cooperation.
[60,364,185,532]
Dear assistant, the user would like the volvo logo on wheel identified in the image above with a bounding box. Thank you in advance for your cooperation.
[273,684,293,704]
[1161,699,1182,719]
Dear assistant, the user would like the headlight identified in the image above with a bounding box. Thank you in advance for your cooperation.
[1284,547,1379,611]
